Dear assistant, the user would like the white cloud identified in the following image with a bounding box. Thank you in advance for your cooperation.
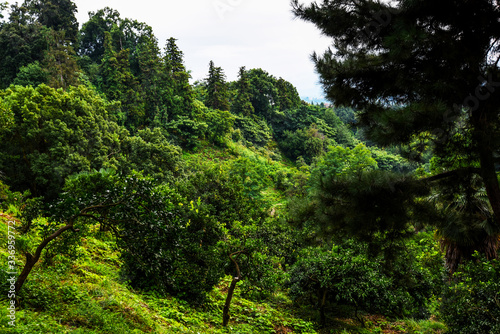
[73,0,331,99]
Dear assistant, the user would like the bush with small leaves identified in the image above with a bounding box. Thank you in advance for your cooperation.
[441,253,500,334]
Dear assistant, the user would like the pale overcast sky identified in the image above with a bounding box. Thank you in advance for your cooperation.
[72,0,331,100]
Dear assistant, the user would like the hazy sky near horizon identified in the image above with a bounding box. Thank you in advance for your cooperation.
[72,0,332,99]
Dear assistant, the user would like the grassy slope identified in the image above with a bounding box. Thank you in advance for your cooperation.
[0,143,447,334]
[0,213,317,334]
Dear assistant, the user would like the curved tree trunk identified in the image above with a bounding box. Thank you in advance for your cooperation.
[222,251,244,327]
[15,222,75,294]
[222,276,240,327]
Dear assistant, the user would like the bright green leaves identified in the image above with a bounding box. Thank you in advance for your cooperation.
[313,143,377,180]
[0,97,14,133]
[0,84,122,198]
[199,108,235,146]
[441,253,500,334]
[280,124,330,165]
[0,84,182,200]
[13,61,48,87]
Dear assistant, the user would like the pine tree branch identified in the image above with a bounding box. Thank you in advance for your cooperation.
[422,167,482,183]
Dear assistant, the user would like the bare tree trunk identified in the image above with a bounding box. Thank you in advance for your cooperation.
[222,251,245,327]
[222,276,240,327]
[476,111,500,236]
[319,288,327,327]
[480,146,500,234]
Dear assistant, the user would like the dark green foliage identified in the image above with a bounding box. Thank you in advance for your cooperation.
[176,162,267,225]
[289,236,441,322]
[24,0,79,44]
[280,124,329,165]
[117,183,225,304]
[99,31,143,129]
[165,116,208,149]
[42,30,81,89]
[121,127,182,182]
[247,68,279,116]
[313,170,429,243]
[78,7,152,65]
[306,144,433,243]
[430,172,499,273]
[289,243,391,317]
[231,67,301,117]
[231,66,255,116]
[0,6,48,88]
[292,0,500,236]
[220,219,290,304]
[205,60,230,111]
[333,106,357,125]
[0,0,78,88]
[164,37,186,74]
[233,115,272,147]
[441,253,500,334]
[78,8,170,129]
[164,37,194,119]
[136,35,167,126]
[276,77,301,111]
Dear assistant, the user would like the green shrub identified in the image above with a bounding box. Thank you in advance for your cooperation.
[233,115,272,147]
[441,253,500,334]
[288,237,440,322]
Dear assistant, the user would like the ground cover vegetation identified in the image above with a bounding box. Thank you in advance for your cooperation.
[0,0,498,333]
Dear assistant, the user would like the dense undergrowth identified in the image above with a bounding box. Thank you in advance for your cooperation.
[0,2,496,331]
[0,137,450,333]
[0,211,447,334]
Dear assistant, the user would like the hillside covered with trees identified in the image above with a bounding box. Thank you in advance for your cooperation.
[0,1,499,333]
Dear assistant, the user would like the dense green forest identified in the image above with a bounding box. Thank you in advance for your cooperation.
[0,0,499,333]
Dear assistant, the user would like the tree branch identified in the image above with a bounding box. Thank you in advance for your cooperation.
[422,167,482,183]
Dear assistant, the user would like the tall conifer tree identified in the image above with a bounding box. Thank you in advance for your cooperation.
[232,66,254,116]
[100,31,143,128]
[164,37,193,118]
[293,0,500,263]
[205,60,230,111]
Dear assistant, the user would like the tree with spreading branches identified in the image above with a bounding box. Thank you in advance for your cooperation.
[292,0,500,264]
